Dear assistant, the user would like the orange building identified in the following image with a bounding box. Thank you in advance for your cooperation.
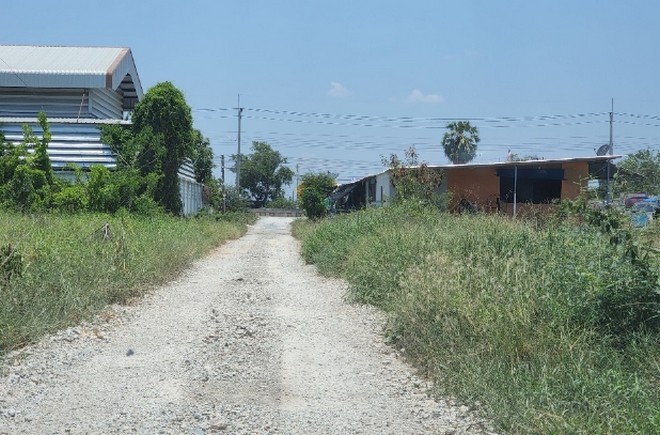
[333,156,620,217]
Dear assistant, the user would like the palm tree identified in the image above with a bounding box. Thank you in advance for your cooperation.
[442,121,480,164]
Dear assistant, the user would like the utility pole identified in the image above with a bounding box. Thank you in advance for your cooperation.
[220,154,225,184]
[295,163,300,203]
[607,98,614,204]
[236,94,244,189]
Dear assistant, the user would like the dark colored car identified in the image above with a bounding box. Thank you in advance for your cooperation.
[624,193,649,208]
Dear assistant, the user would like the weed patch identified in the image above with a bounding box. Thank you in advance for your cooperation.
[0,211,251,354]
[295,203,660,434]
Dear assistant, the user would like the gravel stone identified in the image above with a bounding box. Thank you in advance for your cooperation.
[0,217,493,434]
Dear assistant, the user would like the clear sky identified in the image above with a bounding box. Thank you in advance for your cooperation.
[3,1,659,185]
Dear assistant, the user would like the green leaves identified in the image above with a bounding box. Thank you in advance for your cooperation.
[297,172,336,219]
[614,148,660,196]
[442,120,480,164]
[132,82,195,215]
[386,146,445,207]
[192,129,214,183]
[232,141,294,208]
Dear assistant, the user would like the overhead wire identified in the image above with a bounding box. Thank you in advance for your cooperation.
[194,107,658,181]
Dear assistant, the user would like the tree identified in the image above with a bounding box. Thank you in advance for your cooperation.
[297,172,336,219]
[2,112,57,210]
[231,141,294,208]
[26,112,54,184]
[383,146,445,207]
[442,121,480,164]
[614,148,660,196]
[220,184,251,212]
[191,129,214,183]
[100,123,141,169]
[132,81,194,215]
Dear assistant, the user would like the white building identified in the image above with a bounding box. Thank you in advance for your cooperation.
[0,45,202,216]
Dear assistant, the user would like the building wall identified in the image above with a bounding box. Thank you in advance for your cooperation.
[89,88,123,119]
[0,121,116,169]
[0,87,123,120]
[447,167,500,211]
[447,162,590,215]
[561,161,589,200]
[375,171,394,205]
[179,176,204,217]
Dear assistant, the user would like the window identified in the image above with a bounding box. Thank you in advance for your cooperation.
[498,167,563,204]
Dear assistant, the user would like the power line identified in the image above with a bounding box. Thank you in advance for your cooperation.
[195,106,658,183]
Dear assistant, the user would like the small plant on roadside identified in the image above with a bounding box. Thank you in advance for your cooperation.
[0,244,23,289]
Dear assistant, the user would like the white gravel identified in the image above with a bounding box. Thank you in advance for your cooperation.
[0,217,492,434]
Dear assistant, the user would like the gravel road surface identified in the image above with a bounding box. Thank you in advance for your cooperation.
[0,217,490,434]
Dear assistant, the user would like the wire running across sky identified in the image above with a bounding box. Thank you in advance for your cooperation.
[192,107,660,184]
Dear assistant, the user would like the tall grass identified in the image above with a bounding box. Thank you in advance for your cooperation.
[0,211,254,354]
[293,204,660,434]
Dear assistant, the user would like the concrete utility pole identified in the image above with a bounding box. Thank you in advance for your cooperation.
[236,95,244,189]
[220,155,225,184]
[295,163,300,202]
[607,98,614,204]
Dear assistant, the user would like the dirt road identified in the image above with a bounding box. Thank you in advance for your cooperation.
[0,217,488,434]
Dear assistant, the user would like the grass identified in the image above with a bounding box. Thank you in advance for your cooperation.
[293,203,660,434]
[0,210,255,354]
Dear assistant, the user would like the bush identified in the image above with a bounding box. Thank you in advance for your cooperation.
[267,196,296,209]
[221,185,251,212]
[7,164,50,211]
[297,172,335,220]
[52,184,88,213]
[299,188,326,220]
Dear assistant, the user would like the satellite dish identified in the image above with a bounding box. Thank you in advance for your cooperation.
[596,144,613,156]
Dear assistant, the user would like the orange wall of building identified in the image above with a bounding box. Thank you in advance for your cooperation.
[446,162,591,214]
[561,161,589,199]
[447,167,500,211]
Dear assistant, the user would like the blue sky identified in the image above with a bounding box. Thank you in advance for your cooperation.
[3,1,659,185]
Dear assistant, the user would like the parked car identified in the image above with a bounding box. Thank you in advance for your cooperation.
[624,193,649,208]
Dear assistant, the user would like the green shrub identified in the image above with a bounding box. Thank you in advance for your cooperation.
[297,172,336,220]
[52,184,89,213]
[267,196,296,209]
[0,243,23,288]
[221,185,251,212]
[299,188,326,220]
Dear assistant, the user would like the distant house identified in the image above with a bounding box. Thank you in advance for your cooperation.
[333,155,621,216]
[0,45,202,215]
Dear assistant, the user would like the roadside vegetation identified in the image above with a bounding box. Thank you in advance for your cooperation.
[292,201,660,434]
[0,81,260,355]
[0,211,254,355]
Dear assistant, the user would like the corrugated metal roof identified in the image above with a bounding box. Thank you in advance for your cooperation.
[0,45,143,102]
[428,155,624,169]
[0,117,130,125]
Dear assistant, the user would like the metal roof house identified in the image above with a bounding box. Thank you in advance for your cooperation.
[332,155,622,217]
[0,45,202,215]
